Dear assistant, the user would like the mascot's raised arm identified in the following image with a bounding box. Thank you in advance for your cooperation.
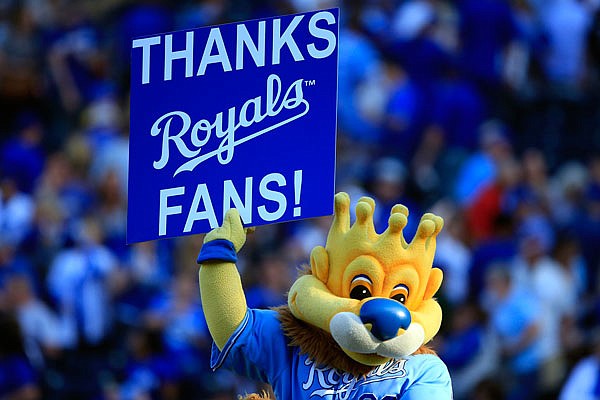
[197,192,452,400]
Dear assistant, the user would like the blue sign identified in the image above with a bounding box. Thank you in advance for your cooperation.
[128,8,339,243]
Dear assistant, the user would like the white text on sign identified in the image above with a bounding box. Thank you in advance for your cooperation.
[151,74,308,176]
[132,11,337,84]
[158,169,303,236]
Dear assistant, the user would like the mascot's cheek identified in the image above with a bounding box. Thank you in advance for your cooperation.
[410,300,442,344]
[288,275,358,332]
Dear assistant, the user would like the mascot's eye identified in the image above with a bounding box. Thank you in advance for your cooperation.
[392,293,406,304]
[350,285,372,300]
[391,284,409,304]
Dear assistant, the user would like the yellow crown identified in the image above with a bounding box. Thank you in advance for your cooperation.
[323,193,443,289]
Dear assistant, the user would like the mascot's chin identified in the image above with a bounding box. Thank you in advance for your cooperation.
[197,193,453,399]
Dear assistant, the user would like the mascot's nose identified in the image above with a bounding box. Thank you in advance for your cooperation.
[359,298,411,341]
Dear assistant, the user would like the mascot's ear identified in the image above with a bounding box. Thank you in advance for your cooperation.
[423,267,443,300]
[310,246,329,284]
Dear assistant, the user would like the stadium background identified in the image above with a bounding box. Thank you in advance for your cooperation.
[1,0,600,399]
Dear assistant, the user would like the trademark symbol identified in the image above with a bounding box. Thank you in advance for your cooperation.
[304,79,316,87]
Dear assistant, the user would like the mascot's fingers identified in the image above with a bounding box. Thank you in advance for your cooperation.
[224,209,247,252]
[204,209,247,252]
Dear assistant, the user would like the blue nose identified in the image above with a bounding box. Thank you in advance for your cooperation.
[359,298,412,341]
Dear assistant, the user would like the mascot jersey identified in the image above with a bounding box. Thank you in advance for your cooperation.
[211,309,452,400]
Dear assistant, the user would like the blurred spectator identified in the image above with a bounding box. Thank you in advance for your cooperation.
[96,169,127,257]
[380,60,424,159]
[106,327,179,400]
[0,112,45,194]
[0,176,34,247]
[434,204,471,305]
[113,242,168,337]
[512,216,574,394]
[439,302,497,400]
[115,0,174,69]
[0,312,40,400]
[536,0,593,89]
[559,334,600,400]
[35,152,94,224]
[573,155,600,291]
[46,216,119,348]
[427,64,486,152]
[472,377,505,400]
[483,264,544,400]
[454,121,513,206]
[46,4,107,115]
[388,0,450,88]
[0,4,44,127]
[286,215,333,260]
[553,233,587,354]
[457,0,518,93]
[504,149,551,219]
[337,8,382,144]
[176,0,228,30]
[466,158,521,242]
[367,157,420,237]
[469,213,518,301]
[245,252,292,309]
[4,274,62,369]
[549,161,589,228]
[145,273,211,388]
[410,66,486,202]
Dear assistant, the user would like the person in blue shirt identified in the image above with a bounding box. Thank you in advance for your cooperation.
[197,193,452,399]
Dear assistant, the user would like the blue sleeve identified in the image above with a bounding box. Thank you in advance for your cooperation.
[210,308,289,383]
[197,239,237,264]
[401,355,453,400]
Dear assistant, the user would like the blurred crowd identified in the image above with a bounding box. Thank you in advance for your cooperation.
[1,0,600,399]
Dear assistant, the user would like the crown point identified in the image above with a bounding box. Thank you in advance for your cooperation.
[355,201,373,223]
[388,212,408,234]
[332,192,351,232]
[334,192,350,211]
[433,215,444,234]
[358,196,376,211]
[335,191,350,201]
[391,204,409,217]
[416,219,436,238]
[421,213,444,236]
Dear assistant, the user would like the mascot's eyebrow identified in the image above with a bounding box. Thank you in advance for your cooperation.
[393,283,409,293]
[351,274,373,285]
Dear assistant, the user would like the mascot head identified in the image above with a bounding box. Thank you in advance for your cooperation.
[286,192,444,369]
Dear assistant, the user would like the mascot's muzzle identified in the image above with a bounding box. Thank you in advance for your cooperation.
[360,298,411,341]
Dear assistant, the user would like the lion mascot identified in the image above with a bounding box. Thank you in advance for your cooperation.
[196,192,452,399]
